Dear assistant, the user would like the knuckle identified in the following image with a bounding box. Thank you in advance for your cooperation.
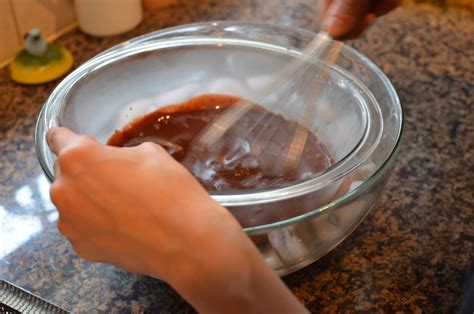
[49,181,64,205]
[139,141,159,150]
[57,219,72,237]
[57,220,81,244]
[80,135,96,143]
[58,146,83,162]
[56,219,65,234]
[58,136,94,159]
[58,146,88,172]
[138,141,164,154]
[71,243,101,262]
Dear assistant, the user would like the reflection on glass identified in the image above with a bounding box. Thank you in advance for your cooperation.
[0,174,58,259]
[0,205,42,258]
[36,175,55,210]
[15,185,34,209]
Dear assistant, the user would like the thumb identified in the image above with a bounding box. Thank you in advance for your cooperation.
[47,127,96,156]
[322,0,370,38]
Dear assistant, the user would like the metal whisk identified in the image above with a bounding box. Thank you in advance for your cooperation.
[188,32,343,174]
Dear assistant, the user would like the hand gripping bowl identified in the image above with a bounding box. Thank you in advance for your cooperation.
[35,22,402,276]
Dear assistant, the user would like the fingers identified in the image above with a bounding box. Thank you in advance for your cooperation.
[47,127,102,176]
[341,13,376,40]
[373,0,401,16]
[321,0,332,16]
[322,0,370,38]
[47,127,98,157]
[321,0,400,38]
[47,127,83,155]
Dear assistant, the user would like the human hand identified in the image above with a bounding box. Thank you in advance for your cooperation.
[47,127,247,280]
[47,127,306,313]
[321,0,400,38]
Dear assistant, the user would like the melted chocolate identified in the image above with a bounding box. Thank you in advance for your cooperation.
[108,94,332,191]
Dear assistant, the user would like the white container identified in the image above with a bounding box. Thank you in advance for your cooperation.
[74,0,143,37]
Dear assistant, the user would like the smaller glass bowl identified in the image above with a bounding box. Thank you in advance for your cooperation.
[35,22,402,276]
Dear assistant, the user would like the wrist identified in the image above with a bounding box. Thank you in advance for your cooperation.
[166,231,306,313]
[173,227,256,292]
[167,226,260,311]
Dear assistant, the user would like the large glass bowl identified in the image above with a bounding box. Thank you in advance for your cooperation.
[35,22,402,276]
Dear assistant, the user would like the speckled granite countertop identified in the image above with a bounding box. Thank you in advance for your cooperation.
[1,1,473,312]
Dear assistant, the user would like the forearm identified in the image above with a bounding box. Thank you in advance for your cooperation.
[166,230,308,314]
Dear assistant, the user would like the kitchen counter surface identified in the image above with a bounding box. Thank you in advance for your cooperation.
[1,1,473,312]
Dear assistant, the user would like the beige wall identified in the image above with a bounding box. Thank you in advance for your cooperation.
[0,0,76,66]
[12,0,76,38]
[0,0,179,66]
[0,0,22,65]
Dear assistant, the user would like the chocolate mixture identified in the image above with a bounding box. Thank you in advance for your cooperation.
[108,94,332,191]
